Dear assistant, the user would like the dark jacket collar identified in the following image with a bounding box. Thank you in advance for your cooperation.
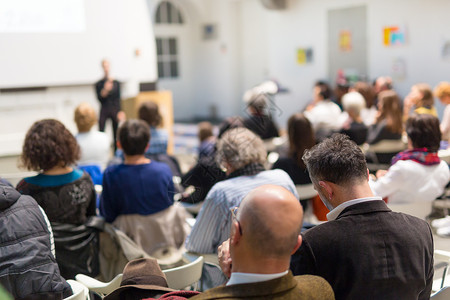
[336,200,391,220]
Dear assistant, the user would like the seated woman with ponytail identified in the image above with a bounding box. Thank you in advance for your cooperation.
[369,114,449,204]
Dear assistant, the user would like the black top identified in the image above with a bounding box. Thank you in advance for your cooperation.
[243,114,279,140]
[340,121,368,145]
[95,78,121,111]
[366,119,402,145]
[272,156,311,185]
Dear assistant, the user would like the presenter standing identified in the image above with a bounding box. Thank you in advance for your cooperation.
[95,59,121,150]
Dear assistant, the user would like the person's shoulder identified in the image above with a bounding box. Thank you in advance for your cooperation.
[294,274,335,299]
[103,163,122,175]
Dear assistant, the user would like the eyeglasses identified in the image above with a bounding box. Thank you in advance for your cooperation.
[230,206,242,235]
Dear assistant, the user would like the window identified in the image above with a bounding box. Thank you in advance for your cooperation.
[156,37,178,78]
[155,1,183,24]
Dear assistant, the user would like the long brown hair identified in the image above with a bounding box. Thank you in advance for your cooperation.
[287,113,316,168]
[414,83,434,108]
[377,90,403,134]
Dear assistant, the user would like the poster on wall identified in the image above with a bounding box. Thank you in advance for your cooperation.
[383,26,406,46]
[339,30,352,52]
[297,48,313,65]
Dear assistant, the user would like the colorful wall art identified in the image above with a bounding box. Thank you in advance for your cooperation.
[383,26,406,46]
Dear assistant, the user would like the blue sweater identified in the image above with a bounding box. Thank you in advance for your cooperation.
[100,161,174,223]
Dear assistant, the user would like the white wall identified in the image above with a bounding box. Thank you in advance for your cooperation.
[236,0,450,127]
[0,0,156,156]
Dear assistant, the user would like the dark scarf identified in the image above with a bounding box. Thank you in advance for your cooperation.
[227,163,265,179]
[391,147,441,166]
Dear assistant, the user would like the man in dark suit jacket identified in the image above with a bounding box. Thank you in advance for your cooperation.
[95,59,121,150]
[192,185,334,300]
[290,134,434,300]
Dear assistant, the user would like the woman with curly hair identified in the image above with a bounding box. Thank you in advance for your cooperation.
[16,119,97,279]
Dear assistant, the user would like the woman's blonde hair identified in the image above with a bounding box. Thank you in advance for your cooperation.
[434,82,450,99]
[74,102,97,133]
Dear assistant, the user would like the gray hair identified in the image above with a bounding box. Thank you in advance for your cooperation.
[342,91,366,116]
[216,127,267,171]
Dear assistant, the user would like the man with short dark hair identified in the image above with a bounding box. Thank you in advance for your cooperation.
[100,119,174,224]
[191,185,334,300]
[290,134,434,300]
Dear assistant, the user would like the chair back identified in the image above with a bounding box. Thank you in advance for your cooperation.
[365,139,406,153]
[295,184,317,201]
[433,250,450,293]
[431,286,450,299]
[65,280,88,300]
[387,202,432,220]
[75,273,123,296]
[163,256,204,290]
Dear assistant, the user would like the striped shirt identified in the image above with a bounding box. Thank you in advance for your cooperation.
[185,169,298,254]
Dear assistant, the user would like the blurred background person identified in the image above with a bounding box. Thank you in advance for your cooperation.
[403,83,437,121]
[350,81,377,126]
[366,90,403,164]
[95,59,121,151]
[339,92,368,146]
[272,113,315,210]
[434,82,450,147]
[74,102,111,184]
[369,114,449,204]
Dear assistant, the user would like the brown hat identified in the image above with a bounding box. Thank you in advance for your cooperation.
[104,258,175,300]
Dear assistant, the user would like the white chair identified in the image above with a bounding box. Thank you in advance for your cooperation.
[387,201,433,220]
[65,279,89,300]
[363,139,406,171]
[75,273,123,297]
[433,250,450,293]
[431,286,450,299]
[163,255,204,290]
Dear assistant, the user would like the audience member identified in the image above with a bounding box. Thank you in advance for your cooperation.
[373,76,392,103]
[138,101,169,155]
[100,120,187,260]
[242,94,279,140]
[180,120,234,205]
[95,59,121,150]
[17,119,98,279]
[366,90,403,164]
[100,119,174,222]
[193,185,334,300]
[304,81,343,142]
[74,102,111,171]
[0,182,72,299]
[350,81,376,126]
[186,128,297,287]
[104,258,199,300]
[272,113,315,209]
[290,134,434,300]
[197,121,215,160]
[339,92,368,145]
[369,114,449,203]
[403,83,437,120]
[434,82,450,143]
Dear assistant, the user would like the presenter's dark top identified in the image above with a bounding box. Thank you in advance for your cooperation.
[95,78,121,111]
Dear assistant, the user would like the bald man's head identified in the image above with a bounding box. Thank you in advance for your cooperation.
[237,185,303,259]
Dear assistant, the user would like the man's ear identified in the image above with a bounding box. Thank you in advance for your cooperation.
[318,180,333,200]
[117,141,122,150]
[366,168,370,182]
[145,143,150,152]
[230,221,241,246]
[291,234,302,255]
